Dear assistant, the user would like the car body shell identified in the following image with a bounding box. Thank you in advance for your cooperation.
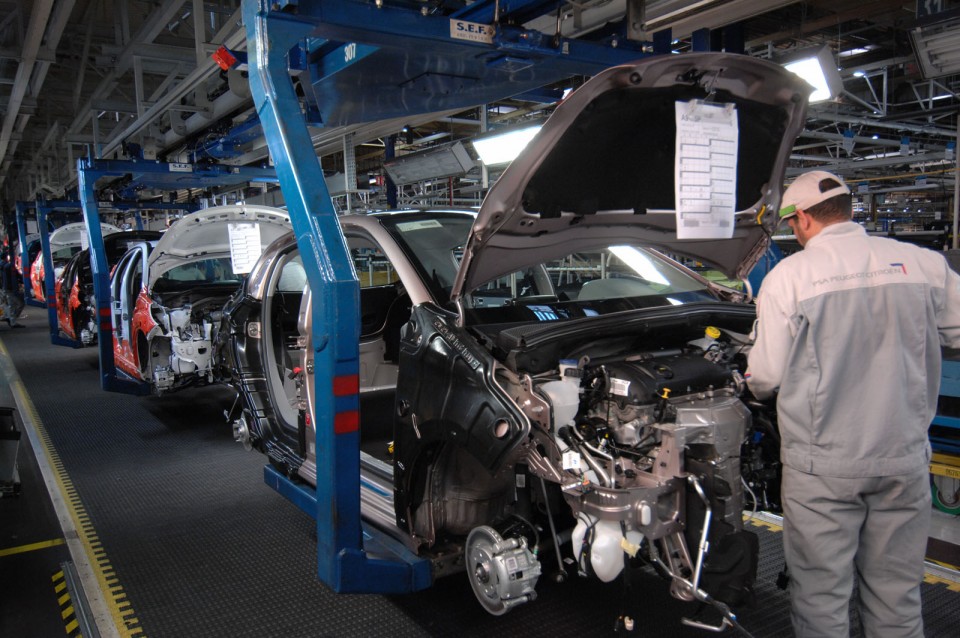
[31,222,122,302]
[54,230,162,344]
[219,52,807,622]
[110,205,291,393]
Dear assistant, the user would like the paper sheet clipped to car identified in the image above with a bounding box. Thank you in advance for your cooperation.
[674,100,739,240]
[228,222,263,274]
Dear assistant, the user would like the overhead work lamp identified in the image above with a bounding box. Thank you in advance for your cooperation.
[471,125,542,165]
[782,45,843,103]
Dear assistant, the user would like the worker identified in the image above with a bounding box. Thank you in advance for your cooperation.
[745,169,960,637]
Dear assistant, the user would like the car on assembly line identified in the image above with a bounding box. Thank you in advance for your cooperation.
[217,53,806,629]
[109,205,290,394]
[54,230,163,345]
[31,222,123,302]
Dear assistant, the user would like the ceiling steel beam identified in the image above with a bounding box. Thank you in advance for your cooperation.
[0,0,55,177]
[806,111,957,137]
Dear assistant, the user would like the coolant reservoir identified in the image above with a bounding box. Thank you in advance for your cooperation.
[538,380,579,429]
[572,517,644,582]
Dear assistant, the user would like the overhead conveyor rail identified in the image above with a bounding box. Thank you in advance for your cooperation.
[77,157,278,395]
[242,0,651,595]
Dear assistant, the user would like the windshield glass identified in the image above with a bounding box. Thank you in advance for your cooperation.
[153,257,242,292]
[381,212,474,301]
[381,212,717,324]
[463,245,716,324]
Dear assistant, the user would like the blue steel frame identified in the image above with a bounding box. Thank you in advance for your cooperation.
[243,0,652,595]
[14,201,41,308]
[35,200,85,347]
[77,157,278,394]
[245,2,410,594]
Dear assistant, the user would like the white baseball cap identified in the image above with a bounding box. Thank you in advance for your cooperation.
[779,170,850,219]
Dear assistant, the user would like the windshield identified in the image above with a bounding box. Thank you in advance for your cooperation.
[381,213,717,324]
[463,245,716,325]
[381,212,475,301]
[153,257,242,292]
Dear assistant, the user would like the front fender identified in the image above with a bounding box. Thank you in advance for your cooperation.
[393,304,529,531]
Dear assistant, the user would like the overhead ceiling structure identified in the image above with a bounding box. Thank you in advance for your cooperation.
[0,0,957,214]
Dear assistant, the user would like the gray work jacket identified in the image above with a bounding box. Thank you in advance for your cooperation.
[747,222,960,477]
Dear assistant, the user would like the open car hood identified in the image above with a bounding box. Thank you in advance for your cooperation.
[149,204,291,286]
[50,222,123,248]
[452,52,810,300]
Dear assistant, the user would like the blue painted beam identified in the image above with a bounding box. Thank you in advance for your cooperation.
[284,0,646,128]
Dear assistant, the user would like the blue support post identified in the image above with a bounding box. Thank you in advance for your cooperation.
[14,202,40,307]
[723,22,744,54]
[385,135,397,210]
[78,165,129,394]
[653,28,673,55]
[244,0,429,594]
[36,200,86,348]
[691,28,711,52]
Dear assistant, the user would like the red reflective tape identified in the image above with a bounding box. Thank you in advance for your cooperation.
[334,411,359,434]
[99,307,110,317]
[333,375,359,396]
[100,322,112,331]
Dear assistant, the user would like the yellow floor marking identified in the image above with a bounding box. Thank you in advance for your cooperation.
[0,537,66,557]
[0,338,143,637]
[923,574,960,592]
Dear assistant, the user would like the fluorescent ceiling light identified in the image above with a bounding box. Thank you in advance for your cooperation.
[783,46,843,103]
[910,18,960,79]
[472,125,542,165]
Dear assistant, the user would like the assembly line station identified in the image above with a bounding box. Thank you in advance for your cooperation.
[1,1,960,637]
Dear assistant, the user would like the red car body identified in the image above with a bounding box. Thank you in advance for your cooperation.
[54,231,162,344]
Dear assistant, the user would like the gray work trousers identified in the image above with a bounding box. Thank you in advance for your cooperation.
[782,465,931,638]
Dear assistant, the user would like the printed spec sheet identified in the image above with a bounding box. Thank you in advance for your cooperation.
[674,100,739,239]
[227,222,263,274]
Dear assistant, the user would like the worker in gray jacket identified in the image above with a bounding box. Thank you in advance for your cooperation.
[746,169,960,637]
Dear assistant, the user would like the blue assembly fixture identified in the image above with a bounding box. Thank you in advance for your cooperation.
[242,0,650,595]
[14,201,41,308]
[35,200,86,347]
[77,157,278,394]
